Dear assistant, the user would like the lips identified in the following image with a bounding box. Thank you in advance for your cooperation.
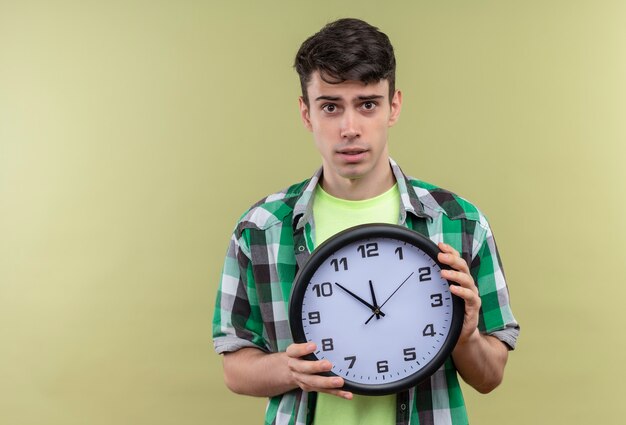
[337,147,367,155]
[337,147,368,163]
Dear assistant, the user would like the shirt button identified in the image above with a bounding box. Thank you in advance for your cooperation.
[298,246,305,252]
[400,404,406,411]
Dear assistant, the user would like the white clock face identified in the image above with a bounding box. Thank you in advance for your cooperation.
[296,232,458,393]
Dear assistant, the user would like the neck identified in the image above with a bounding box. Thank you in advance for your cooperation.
[321,162,395,201]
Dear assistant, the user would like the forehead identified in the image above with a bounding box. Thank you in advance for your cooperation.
[306,71,389,101]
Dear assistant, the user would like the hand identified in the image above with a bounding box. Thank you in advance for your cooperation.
[365,271,414,324]
[335,282,385,317]
[437,242,481,344]
[286,342,353,399]
[437,243,510,393]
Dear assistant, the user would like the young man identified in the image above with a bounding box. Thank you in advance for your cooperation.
[213,18,519,425]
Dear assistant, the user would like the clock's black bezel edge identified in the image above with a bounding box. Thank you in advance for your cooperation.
[288,223,464,396]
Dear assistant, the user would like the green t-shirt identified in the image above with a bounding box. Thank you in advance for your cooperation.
[312,183,400,425]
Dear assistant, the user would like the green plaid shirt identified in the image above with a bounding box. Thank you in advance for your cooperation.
[213,159,519,425]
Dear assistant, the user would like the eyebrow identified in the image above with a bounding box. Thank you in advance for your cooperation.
[314,95,385,102]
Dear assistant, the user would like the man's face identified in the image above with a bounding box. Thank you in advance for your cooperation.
[299,71,402,195]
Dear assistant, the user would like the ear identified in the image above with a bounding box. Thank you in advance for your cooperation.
[299,96,313,131]
[388,90,403,127]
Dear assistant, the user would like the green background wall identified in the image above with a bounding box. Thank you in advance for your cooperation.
[1,1,624,423]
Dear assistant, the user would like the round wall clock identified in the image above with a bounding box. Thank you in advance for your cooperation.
[289,223,463,395]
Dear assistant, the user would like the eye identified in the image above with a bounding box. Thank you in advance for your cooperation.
[322,104,338,113]
[361,101,377,111]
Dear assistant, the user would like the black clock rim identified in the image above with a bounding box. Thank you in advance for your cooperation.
[288,223,464,396]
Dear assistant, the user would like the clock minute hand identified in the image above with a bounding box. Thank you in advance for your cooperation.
[365,272,415,325]
[369,280,382,320]
[335,282,386,317]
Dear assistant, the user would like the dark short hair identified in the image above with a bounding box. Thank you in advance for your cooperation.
[294,18,396,105]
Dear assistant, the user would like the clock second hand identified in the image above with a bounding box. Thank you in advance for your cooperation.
[365,271,415,325]
[335,282,386,317]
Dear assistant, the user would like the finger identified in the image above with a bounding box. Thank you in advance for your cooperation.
[296,375,353,399]
[449,284,481,308]
[438,242,459,257]
[327,389,354,400]
[438,251,470,274]
[291,369,354,399]
[285,343,354,400]
[286,342,316,359]
[441,268,475,290]
[302,378,354,399]
[294,373,344,391]
[289,357,333,375]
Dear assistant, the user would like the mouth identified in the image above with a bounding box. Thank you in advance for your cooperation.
[337,147,368,163]
[337,147,368,155]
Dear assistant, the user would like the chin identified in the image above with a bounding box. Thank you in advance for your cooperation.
[337,169,367,181]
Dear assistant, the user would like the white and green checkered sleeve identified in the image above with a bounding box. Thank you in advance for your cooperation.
[212,231,268,354]
[471,219,520,349]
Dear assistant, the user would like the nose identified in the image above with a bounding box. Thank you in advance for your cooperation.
[340,110,360,139]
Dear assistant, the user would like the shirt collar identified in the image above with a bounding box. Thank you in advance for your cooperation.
[292,158,433,230]
[389,158,433,222]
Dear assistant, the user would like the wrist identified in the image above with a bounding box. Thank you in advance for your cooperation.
[453,328,481,352]
[276,351,296,389]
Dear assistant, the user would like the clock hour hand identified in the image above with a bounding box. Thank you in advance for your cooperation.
[365,272,414,324]
[335,282,386,317]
